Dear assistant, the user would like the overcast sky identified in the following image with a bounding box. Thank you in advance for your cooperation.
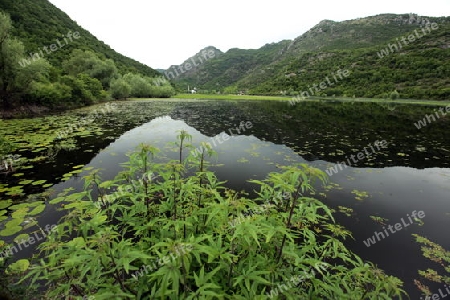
[48,0,448,69]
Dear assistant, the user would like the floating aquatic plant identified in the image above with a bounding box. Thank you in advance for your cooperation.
[338,206,354,217]
[351,189,369,201]
[370,215,389,226]
[413,234,450,296]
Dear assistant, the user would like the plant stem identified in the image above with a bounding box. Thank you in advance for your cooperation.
[227,241,235,289]
[179,136,184,164]
[277,183,302,263]
[108,248,137,296]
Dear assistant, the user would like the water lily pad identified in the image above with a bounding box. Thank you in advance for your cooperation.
[8,259,30,273]
[62,172,74,181]
[29,204,45,216]
[21,165,34,169]
[32,180,47,186]
[0,225,22,236]
[11,208,29,219]
[6,188,24,196]
[18,180,34,185]
[0,200,12,209]
[12,173,25,177]
[9,203,30,210]
[14,233,30,243]
[72,165,85,169]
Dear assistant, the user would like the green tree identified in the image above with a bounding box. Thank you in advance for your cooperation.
[0,12,24,108]
[77,73,103,100]
[110,77,131,99]
[149,85,176,98]
[90,58,118,88]
[223,85,238,94]
[15,59,52,89]
[63,49,118,89]
[123,73,175,98]
[0,12,55,108]
[123,73,152,97]
[146,76,176,97]
[58,73,104,106]
[28,81,72,107]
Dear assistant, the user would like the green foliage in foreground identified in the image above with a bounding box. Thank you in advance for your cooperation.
[10,134,406,299]
[412,234,450,296]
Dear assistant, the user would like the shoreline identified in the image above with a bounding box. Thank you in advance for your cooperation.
[171,94,450,106]
[2,96,450,119]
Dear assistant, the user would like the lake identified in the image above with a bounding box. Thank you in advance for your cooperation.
[1,99,449,298]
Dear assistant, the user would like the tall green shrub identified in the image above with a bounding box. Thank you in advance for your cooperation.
[21,137,406,299]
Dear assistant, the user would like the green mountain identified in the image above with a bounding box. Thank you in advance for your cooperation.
[170,14,450,100]
[0,0,176,110]
[164,46,223,90]
[167,43,290,93]
[0,0,159,77]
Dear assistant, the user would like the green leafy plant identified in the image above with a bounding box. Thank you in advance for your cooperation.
[413,234,450,296]
[0,215,46,299]
[20,135,406,299]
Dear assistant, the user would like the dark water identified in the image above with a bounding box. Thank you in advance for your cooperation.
[2,99,450,298]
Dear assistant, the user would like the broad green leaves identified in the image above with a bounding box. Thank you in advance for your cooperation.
[19,138,406,299]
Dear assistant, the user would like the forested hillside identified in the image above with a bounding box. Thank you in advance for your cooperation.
[0,0,159,77]
[0,0,175,111]
[167,43,290,94]
[170,14,450,100]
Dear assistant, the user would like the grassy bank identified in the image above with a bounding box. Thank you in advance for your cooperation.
[172,94,450,106]
[172,94,292,101]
